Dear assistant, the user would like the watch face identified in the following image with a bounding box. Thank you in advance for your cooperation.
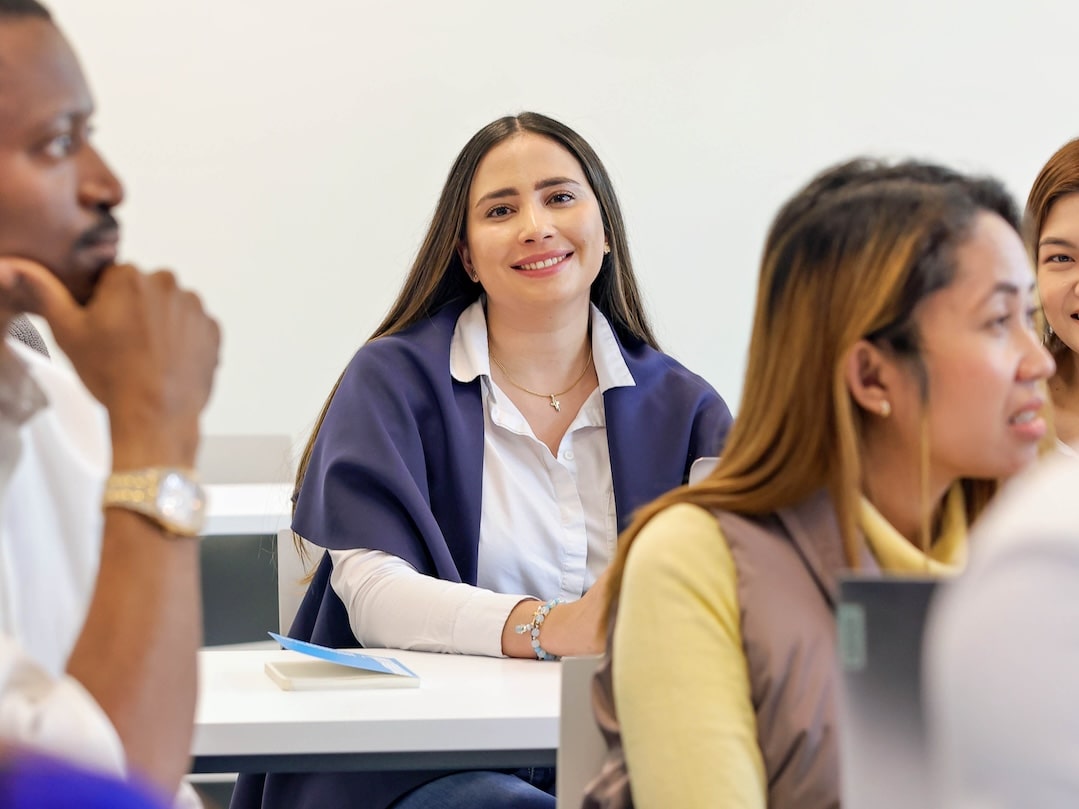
[158,470,207,530]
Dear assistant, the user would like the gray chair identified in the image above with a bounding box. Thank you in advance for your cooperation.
[556,655,606,809]
[196,434,293,485]
[689,455,719,483]
[198,435,294,647]
[277,527,319,633]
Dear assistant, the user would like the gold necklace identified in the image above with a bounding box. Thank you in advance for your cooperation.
[489,348,593,412]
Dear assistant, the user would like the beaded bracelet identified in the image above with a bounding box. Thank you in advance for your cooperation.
[514,598,564,661]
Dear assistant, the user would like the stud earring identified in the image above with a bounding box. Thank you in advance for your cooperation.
[603,243,611,255]
[879,401,891,418]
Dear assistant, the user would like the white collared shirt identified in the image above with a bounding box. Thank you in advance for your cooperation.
[329,300,635,656]
[0,338,202,809]
[0,338,124,774]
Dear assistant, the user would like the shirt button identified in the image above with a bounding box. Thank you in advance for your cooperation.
[564,450,575,461]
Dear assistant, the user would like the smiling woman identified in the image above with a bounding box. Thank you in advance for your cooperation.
[231,112,733,809]
[1025,138,1079,453]
[462,132,608,437]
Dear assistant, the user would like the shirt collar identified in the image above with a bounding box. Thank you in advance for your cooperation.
[450,298,636,392]
[0,338,49,427]
[859,484,968,575]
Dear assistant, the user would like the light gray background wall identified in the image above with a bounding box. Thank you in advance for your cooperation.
[43,0,1079,456]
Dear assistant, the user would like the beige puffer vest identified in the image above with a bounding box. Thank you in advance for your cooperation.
[584,490,875,809]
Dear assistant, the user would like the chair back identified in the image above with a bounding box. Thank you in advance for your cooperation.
[197,434,293,485]
[277,527,319,633]
[689,455,719,483]
[556,655,606,809]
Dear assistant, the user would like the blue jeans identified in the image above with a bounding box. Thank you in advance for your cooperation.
[390,768,556,809]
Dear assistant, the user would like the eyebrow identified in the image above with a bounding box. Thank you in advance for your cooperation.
[981,281,1035,305]
[1038,236,1078,250]
[29,109,91,138]
[473,176,583,209]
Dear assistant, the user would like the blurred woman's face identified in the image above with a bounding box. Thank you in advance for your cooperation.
[888,212,1055,487]
[1036,192,1079,359]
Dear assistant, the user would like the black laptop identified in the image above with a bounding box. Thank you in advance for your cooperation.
[836,576,938,809]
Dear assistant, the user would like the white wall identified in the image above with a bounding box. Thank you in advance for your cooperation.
[43,0,1079,454]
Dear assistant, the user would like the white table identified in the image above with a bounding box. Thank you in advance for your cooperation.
[191,648,561,773]
[202,483,293,536]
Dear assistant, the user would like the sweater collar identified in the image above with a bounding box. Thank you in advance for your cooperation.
[859,485,968,575]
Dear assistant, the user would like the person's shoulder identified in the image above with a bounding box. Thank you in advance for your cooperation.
[0,752,168,809]
[332,303,473,414]
[7,335,54,382]
[349,302,466,370]
[969,454,1079,562]
[619,339,722,400]
[941,454,1079,591]
[6,337,105,427]
[623,502,739,608]
[632,502,727,565]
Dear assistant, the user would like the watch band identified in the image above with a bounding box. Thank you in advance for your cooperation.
[103,467,206,538]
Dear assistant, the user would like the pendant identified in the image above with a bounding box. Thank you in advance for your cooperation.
[549,395,561,412]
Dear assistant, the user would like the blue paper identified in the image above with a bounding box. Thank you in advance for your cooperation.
[268,632,418,678]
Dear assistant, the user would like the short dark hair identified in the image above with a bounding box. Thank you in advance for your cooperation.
[0,0,50,19]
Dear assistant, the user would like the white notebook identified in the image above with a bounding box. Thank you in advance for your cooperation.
[265,658,421,691]
[265,632,421,691]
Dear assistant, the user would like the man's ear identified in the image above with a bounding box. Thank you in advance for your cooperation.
[843,339,895,418]
[457,242,477,282]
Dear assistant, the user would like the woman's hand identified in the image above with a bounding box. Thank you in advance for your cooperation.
[500,568,613,659]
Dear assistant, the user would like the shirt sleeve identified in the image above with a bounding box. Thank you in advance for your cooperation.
[612,503,767,809]
[0,635,126,777]
[328,548,529,657]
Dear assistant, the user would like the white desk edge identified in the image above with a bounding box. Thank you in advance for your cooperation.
[192,647,561,773]
[202,482,293,537]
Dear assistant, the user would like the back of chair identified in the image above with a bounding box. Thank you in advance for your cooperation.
[197,434,293,485]
[689,455,719,483]
[556,655,606,809]
[277,527,319,634]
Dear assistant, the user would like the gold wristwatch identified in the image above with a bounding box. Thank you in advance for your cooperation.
[103,467,207,537]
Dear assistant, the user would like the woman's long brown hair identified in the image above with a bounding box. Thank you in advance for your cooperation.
[604,160,1019,618]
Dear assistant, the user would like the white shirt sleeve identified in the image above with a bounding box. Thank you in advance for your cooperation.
[0,634,126,775]
[328,548,531,657]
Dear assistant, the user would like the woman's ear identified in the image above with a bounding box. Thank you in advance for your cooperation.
[843,339,895,419]
[457,242,478,283]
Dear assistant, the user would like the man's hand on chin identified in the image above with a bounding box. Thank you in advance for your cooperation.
[0,256,66,324]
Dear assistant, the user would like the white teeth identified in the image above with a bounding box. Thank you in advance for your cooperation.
[1011,411,1035,424]
[518,255,566,271]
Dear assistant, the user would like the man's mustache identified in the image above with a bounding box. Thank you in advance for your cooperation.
[74,213,120,249]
